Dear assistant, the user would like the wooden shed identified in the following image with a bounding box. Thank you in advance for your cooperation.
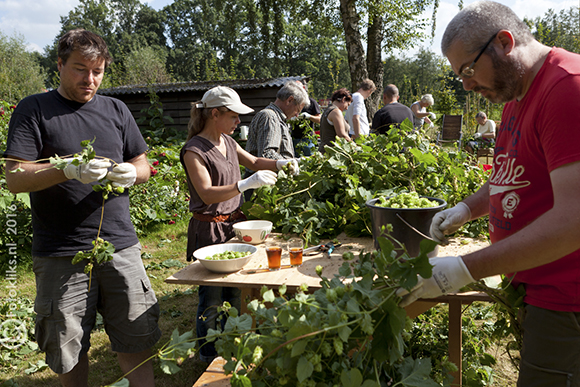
[98,76,309,134]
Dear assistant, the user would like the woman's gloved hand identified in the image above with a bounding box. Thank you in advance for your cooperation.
[237,170,278,193]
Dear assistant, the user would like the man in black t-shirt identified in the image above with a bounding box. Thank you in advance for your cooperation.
[4,29,159,386]
[372,84,414,134]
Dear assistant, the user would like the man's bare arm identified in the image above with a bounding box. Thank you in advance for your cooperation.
[5,158,68,193]
[127,153,150,185]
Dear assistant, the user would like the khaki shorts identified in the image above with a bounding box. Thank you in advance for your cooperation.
[518,304,580,387]
[33,243,161,374]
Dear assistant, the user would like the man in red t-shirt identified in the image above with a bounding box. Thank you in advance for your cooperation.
[397,1,580,385]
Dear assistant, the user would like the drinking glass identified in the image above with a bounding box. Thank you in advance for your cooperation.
[265,239,282,271]
[288,238,303,267]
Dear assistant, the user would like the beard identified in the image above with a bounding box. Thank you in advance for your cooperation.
[474,50,525,103]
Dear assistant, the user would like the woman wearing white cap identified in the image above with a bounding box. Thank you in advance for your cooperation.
[179,86,298,363]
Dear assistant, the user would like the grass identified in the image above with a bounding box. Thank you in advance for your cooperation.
[1,218,209,387]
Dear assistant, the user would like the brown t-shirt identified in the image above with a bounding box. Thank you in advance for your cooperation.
[180,134,243,259]
[319,105,339,153]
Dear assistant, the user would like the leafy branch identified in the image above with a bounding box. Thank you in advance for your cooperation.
[104,236,442,387]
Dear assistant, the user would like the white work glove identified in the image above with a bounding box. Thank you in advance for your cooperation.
[237,170,278,193]
[429,202,471,245]
[300,112,311,120]
[276,159,300,176]
[397,256,475,307]
[289,116,299,121]
[63,158,111,184]
[429,122,434,129]
[106,162,137,188]
[474,132,482,139]
[429,112,436,119]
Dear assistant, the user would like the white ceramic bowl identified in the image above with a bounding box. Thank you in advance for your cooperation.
[193,243,258,273]
[233,220,273,244]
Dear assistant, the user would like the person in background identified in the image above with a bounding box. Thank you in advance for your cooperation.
[318,88,352,153]
[4,29,159,387]
[345,79,376,139]
[371,84,414,134]
[243,81,305,200]
[291,80,321,156]
[410,94,436,130]
[398,1,580,385]
[465,111,496,153]
[180,86,295,363]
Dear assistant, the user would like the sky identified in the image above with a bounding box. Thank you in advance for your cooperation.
[0,0,577,56]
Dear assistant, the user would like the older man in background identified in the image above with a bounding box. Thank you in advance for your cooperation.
[243,81,306,199]
[410,94,436,130]
[465,111,496,153]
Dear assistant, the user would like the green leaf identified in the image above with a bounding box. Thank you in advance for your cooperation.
[159,359,182,374]
[296,356,314,383]
[397,357,440,387]
[24,359,48,375]
[337,325,352,342]
[16,192,30,207]
[410,148,438,165]
[262,289,275,303]
[291,339,308,357]
[340,368,363,387]
[231,374,252,387]
[105,378,130,387]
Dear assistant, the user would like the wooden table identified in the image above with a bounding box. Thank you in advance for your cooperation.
[166,234,492,386]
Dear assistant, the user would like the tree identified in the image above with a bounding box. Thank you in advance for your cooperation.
[43,0,169,88]
[527,6,580,54]
[101,46,174,88]
[163,0,350,99]
[335,0,438,119]
[0,32,46,103]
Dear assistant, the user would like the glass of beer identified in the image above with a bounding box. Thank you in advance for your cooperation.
[288,238,303,267]
[265,239,282,271]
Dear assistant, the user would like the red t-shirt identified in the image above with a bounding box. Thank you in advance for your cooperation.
[489,48,580,312]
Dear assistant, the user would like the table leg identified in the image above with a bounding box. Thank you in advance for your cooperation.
[448,299,462,386]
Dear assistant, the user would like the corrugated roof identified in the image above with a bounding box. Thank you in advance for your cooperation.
[98,76,309,96]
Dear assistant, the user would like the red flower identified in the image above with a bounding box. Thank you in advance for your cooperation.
[168,220,175,225]
[152,160,159,166]
[9,105,16,110]
[150,167,158,176]
[0,110,4,116]
[160,152,166,157]
[173,213,178,217]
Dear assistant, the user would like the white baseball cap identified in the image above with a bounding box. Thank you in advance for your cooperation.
[197,86,254,114]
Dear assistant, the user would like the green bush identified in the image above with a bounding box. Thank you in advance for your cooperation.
[130,145,190,234]
[1,100,33,272]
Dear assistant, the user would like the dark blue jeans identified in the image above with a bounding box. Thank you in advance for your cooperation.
[196,285,241,362]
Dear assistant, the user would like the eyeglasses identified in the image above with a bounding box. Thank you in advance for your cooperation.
[460,32,498,79]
